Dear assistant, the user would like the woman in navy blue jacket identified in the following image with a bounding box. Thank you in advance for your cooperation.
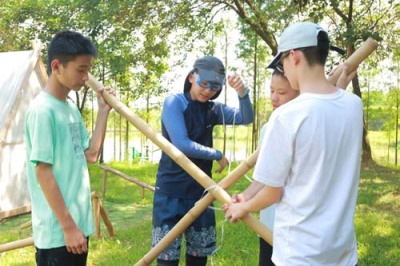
[152,56,254,266]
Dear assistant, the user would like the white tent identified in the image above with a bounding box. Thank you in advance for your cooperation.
[0,44,46,218]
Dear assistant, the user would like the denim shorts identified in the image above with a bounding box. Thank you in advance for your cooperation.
[152,193,216,261]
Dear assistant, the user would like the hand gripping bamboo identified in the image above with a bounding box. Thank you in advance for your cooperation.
[86,75,273,264]
[136,150,272,266]
[329,37,378,84]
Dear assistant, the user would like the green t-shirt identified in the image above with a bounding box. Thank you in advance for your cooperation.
[25,92,94,249]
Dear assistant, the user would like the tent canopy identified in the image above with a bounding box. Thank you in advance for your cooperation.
[0,46,45,216]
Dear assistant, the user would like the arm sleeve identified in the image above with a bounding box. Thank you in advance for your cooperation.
[215,93,254,125]
[253,113,294,187]
[79,114,90,151]
[162,95,222,160]
[27,108,54,165]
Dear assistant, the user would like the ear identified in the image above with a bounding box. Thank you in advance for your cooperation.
[51,59,61,74]
[188,73,195,84]
[292,50,301,65]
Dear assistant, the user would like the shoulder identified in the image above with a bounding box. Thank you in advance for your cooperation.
[341,89,363,105]
[164,93,188,106]
[27,93,52,115]
[162,93,189,116]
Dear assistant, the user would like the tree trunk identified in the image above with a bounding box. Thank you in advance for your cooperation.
[351,73,373,163]
[395,89,399,165]
[252,36,258,152]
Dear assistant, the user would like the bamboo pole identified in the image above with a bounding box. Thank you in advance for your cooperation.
[0,237,34,253]
[19,220,32,230]
[86,75,273,248]
[136,150,270,266]
[329,37,378,84]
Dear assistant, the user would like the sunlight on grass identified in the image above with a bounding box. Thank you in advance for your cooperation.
[1,142,400,265]
[368,131,400,167]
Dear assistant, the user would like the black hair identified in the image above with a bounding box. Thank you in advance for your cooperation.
[272,69,287,79]
[47,30,97,74]
[301,31,330,66]
[183,69,196,95]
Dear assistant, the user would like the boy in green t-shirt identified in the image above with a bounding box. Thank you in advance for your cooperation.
[25,30,114,265]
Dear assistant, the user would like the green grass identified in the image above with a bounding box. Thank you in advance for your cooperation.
[1,132,400,265]
[368,130,400,167]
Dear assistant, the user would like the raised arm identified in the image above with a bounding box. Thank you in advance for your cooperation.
[84,87,115,163]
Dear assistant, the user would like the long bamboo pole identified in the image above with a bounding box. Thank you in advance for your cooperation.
[136,149,267,266]
[86,75,273,243]
[329,37,378,84]
[0,237,34,253]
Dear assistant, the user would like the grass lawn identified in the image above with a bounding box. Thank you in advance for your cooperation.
[1,133,400,265]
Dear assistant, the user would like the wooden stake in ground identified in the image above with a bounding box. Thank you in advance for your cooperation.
[91,191,115,238]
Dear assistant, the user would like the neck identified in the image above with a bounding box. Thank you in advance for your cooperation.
[44,75,70,102]
[297,65,337,94]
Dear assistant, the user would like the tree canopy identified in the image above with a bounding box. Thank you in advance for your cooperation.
[1,0,399,162]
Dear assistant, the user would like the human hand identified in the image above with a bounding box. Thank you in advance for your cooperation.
[328,63,357,89]
[232,193,246,203]
[97,86,116,112]
[63,226,87,254]
[227,74,245,94]
[215,156,229,173]
[223,202,248,223]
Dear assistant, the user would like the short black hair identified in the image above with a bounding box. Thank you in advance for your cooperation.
[301,31,330,66]
[47,30,97,74]
[272,69,287,79]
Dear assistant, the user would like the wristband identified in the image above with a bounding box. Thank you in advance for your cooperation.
[238,87,250,98]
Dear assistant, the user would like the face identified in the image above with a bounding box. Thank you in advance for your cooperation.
[270,74,299,110]
[188,73,220,102]
[53,55,94,91]
[279,50,303,91]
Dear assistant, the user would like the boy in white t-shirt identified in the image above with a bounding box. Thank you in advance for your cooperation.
[224,22,363,266]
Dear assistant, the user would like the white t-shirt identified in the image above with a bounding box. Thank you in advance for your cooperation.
[258,123,275,231]
[254,90,363,266]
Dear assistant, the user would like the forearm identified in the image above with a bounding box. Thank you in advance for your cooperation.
[218,96,254,125]
[176,138,222,160]
[242,181,265,201]
[85,109,110,163]
[242,185,282,213]
[238,93,254,124]
[36,163,77,231]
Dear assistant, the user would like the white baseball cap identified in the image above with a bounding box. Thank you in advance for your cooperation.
[267,22,326,69]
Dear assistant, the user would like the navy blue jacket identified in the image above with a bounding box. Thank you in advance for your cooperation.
[155,92,254,199]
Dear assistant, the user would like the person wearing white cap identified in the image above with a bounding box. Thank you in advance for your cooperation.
[152,55,254,266]
[224,22,363,266]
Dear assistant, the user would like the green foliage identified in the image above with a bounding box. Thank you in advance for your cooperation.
[0,0,220,115]
[363,90,388,131]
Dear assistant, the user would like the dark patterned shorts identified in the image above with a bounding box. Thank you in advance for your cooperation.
[152,193,216,261]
